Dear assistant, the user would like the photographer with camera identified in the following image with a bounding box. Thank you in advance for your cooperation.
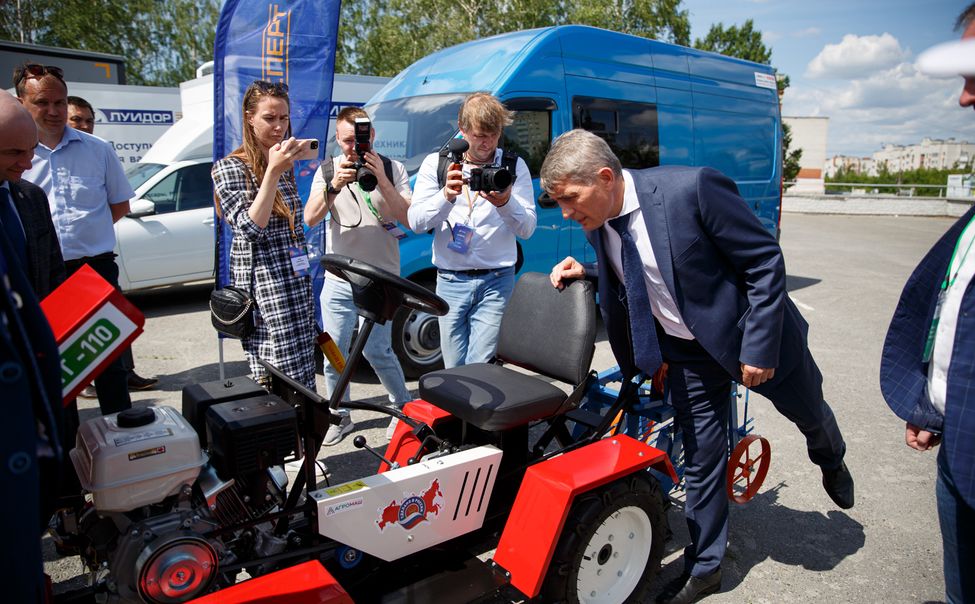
[408,92,536,368]
[305,107,413,445]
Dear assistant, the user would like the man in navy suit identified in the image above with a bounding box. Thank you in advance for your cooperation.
[544,129,852,604]
[881,6,975,603]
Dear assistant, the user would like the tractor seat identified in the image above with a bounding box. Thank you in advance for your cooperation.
[419,364,568,432]
[419,272,596,433]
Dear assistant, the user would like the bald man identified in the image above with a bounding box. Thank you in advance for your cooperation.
[0,90,64,297]
[0,89,65,602]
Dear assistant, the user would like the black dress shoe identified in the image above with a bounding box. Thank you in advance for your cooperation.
[656,569,722,604]
[127,372,159,391]
[822,461,855,509]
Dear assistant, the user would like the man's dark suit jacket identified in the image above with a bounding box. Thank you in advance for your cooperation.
[0,224,64,601]
[8,179,65,297]
[881,205,975,509]
[588,165,811,385]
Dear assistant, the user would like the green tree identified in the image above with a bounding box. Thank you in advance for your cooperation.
[336,0,691,77]
[693,19,770,64]
[782,122,803,187]
[0,0,219,86]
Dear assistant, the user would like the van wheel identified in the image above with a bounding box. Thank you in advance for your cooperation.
[540,473,665,604]
[391,278,443,378]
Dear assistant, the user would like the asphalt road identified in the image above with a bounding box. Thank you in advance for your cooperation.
[48,212,954,603]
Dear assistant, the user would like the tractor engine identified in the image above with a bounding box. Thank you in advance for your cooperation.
[60,399,301,603]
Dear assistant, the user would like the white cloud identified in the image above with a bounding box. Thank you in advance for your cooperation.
[806,33,910,80]
[793,27,821,38]
[783,62,975,156]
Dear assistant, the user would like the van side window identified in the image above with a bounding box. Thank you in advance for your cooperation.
[572,97,660,169]
[502,98,554,177]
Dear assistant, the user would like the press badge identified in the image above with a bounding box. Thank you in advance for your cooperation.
[289,245,311,277]
[383,222,407,240]
[447,223,474,254]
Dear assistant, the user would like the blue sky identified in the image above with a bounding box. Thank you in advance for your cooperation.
[684,0,975,157]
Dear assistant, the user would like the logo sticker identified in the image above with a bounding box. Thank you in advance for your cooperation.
[326,498,364,517]
[128,446,166,461]
[754,72,777,90]
[377,479,444,531]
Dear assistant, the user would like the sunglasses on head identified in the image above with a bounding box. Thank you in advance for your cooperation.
[15,63,65,85]
[251,80,289,94]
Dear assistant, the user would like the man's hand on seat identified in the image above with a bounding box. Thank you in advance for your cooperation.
[550,256,585,290]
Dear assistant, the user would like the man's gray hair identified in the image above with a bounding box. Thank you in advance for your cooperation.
[540,129,622,191]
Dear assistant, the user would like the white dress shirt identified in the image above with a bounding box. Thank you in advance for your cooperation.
[408,147,536,271]
[603,170,694,340]
[926,217,975,415]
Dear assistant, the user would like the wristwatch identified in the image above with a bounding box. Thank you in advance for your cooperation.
[326,181,340,195]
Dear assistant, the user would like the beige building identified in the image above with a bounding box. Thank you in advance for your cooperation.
[871,138,975,173]
[824,155,875,179]
[783,116,829,193]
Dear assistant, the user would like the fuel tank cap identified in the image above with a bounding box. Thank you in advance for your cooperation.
[117,407,156,428]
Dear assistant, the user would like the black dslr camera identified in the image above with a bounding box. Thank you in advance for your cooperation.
[468,165,513,192]
[352,117,378,192]
[446,138,513,192]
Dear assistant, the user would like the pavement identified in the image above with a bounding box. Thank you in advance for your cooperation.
[47,212,953,602]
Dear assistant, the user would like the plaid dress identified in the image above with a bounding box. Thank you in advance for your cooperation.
[212,157,317,390]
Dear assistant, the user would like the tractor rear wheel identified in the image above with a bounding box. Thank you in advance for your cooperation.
[540,473,666,604]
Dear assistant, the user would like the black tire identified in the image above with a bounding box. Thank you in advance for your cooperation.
[540,473,666,604]
[391,278,444,378]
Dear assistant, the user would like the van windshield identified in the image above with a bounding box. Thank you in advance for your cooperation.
[126,162,166,191]
[364,93,467,176]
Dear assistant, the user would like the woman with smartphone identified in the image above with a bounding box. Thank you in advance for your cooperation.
[211,80,319,390]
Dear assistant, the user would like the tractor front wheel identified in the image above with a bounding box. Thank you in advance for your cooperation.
[540,473,666,604]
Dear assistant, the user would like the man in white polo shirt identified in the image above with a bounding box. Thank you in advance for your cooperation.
[15,63,134,415]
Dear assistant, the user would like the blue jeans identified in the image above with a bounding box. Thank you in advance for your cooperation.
[321,278,412,409]
[436,268,515,368]
[937,446,975,604]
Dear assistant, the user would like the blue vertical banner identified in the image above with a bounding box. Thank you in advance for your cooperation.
[213,0,342,290]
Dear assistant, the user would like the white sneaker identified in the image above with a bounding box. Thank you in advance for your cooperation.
[386,416,399,440]
[323,413,354,446]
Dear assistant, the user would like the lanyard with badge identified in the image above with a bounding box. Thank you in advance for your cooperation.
[447,182,479,254]
[285,194,312,277]
[923,215,975,362]
[355,183,407,240]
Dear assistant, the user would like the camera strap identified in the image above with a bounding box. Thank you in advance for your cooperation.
[356,183,384,222]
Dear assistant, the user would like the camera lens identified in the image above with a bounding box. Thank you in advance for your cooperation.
[357,166,378,192]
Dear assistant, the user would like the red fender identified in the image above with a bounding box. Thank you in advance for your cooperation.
[188,561,352,604]
[493,435,675,599]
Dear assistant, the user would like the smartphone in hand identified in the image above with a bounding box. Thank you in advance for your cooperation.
[294,139,320,161]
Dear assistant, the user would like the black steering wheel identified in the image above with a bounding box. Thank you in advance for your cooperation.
[321,254,449,319]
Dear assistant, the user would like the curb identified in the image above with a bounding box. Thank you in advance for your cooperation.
[783,194,974,217]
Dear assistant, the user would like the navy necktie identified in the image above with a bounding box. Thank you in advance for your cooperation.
[0,188,27,270]
[608,213,662,376]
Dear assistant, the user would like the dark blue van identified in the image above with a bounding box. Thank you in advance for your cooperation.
[361,25,783,376]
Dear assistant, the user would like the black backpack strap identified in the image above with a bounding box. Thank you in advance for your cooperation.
[380,154,395,184]
[501,149,519,184]
[436,144,451,189]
